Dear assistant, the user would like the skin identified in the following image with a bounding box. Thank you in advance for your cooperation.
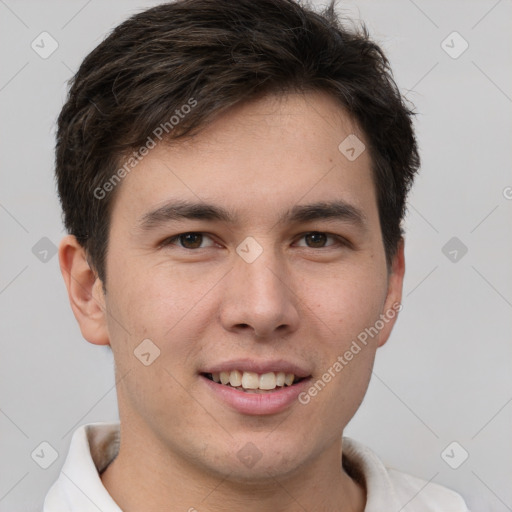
[59,90,405,512]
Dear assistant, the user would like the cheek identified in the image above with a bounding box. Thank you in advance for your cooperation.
[299,269,385,428]
[105,259,223,363]
[303,264,388,348]
[104,263,212,411]
[109,258,195,325]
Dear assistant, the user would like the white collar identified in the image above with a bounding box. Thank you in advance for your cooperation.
[43,422,468,512]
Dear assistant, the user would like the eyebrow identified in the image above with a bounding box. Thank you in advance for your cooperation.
[137,199,367,231]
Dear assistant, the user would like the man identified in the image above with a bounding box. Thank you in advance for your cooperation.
[44,0,470,510]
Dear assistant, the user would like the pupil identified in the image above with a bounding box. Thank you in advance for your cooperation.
[181,233,202,248]
[306,232,326,248]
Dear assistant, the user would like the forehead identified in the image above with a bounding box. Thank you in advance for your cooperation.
[109,91,377,229]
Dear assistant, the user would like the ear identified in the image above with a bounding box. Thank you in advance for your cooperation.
[377,237,405,348]
[58,235,110,346]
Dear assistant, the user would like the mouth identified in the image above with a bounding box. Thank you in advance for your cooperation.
[201,371,310,394]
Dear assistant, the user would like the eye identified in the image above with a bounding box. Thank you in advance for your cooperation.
[294,231,345,248]
[160,232,216,249]
[160,231,348,251]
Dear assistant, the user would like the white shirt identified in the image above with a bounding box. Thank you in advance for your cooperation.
[43,422,470,511]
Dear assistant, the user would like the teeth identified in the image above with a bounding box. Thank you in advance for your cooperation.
[259,372,276,390]
[241,371,260,389]
[230,370,242,387]
[214,370,299,390]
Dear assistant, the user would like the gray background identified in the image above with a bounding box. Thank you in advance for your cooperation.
[1,0,511,511]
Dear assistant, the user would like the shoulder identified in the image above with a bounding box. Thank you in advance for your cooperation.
[43,422,122,512]
[385,467,470,511]
[342,437,470,512]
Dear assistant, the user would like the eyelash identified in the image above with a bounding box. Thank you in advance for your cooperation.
[159,231,350,250]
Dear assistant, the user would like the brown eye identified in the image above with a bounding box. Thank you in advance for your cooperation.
[299,231,346,249]
[161,232,215,249]
[179,233,203,249]
[304,232,328,248]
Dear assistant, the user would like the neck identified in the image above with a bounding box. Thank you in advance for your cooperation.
[100,423,366,512]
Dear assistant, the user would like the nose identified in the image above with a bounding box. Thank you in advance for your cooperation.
[219,247,300,339]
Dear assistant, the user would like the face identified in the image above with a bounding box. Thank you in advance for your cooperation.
[78,91,403,482]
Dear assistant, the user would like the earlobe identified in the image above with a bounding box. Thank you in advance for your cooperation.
[377,238,406,348]
[58,235,110,346]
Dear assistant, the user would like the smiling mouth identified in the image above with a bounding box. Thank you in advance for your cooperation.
[201,371,309,393]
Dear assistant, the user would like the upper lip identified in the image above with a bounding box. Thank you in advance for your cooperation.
[200,358,312,378]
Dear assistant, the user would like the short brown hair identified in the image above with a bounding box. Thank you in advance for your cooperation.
[55,0,419,285]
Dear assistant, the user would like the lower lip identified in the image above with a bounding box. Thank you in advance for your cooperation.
[200,375,311,416]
